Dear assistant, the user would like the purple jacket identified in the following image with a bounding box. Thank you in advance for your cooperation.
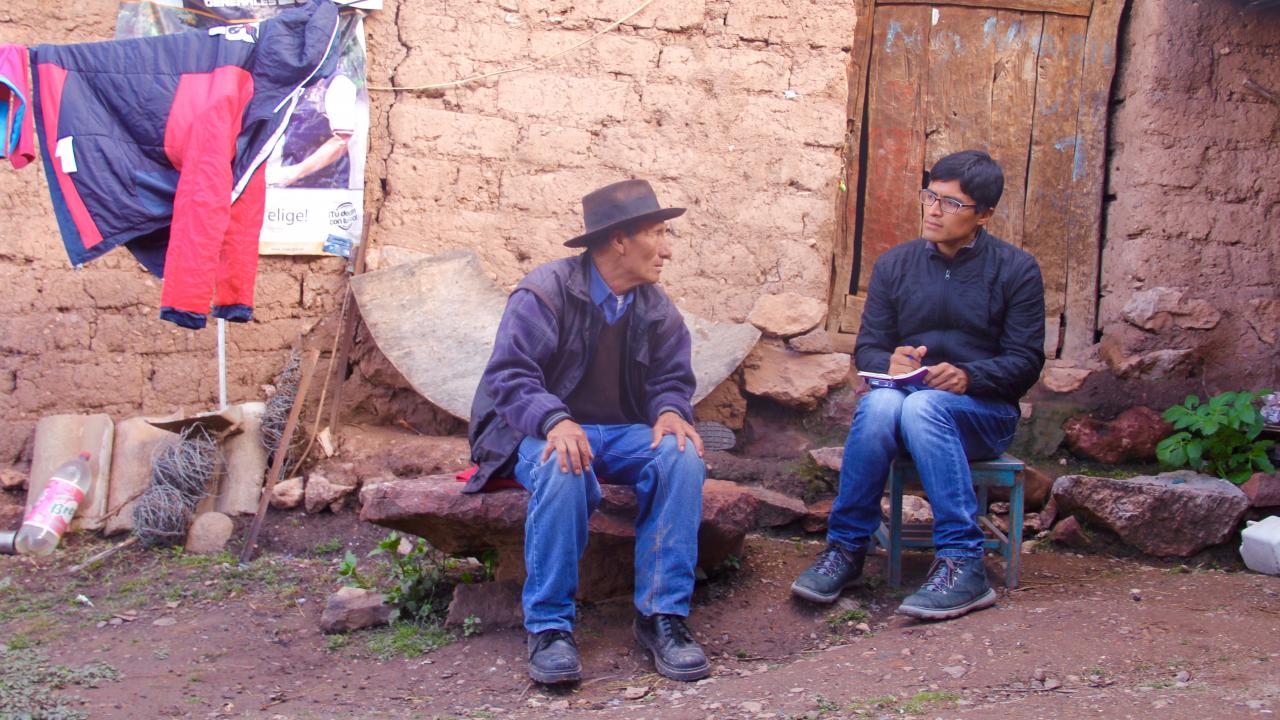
[467,253,696,493]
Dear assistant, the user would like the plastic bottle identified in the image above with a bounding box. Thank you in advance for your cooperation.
[15,452,92,557]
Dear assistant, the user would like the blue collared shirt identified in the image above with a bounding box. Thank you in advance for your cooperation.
[589,260,633,325]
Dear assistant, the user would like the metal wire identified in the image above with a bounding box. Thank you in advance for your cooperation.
[132,424,222,547]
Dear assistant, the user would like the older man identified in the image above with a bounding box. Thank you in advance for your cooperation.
[469,180,710,684]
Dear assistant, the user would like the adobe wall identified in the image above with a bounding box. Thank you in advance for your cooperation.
[0,0,856,463]
[1090,0,1279,397]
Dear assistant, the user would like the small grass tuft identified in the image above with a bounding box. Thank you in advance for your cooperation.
[365,621,452,659]
[0,646,120,720]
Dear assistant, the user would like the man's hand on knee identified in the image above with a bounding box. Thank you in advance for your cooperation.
[924,362,969,394]
[651,411,704,457]
[543,419,594,474]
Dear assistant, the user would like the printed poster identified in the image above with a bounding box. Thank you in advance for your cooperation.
[115,0,380,258]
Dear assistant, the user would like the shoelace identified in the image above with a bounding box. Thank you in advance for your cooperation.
[920,557,960,592]
[532,630,576,654]
[813,545,851,578]
[655,615,694,645]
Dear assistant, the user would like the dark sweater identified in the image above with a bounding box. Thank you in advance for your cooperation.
[854,228,1046,404]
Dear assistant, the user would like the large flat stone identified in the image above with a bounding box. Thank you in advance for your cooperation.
[359,474,758,602]
[28,414,114,532]
[1052,471,1249,557]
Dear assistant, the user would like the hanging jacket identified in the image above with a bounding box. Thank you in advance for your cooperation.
[0,44,36,169]
[29,1,341,328]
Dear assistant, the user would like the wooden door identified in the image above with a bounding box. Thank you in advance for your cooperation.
[828,0,1126,360]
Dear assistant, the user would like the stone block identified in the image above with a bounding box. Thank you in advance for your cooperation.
[445,580,523,630]
[105,416,178,536]
[215,402,268,516]
[320,586,393,634]
[1063,406,1172,464]
[1241,472,1280,508]
[742,339,850,411]
[271,476,304,510]
[748,292,827,338]
[185,512,234,554]
[693,377,747,431]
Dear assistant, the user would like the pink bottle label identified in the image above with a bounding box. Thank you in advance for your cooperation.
[24,478,84,536]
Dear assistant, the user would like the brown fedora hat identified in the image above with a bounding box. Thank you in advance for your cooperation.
[563,179,686,248]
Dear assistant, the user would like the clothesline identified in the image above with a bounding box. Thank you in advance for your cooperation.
[366,0,656,92]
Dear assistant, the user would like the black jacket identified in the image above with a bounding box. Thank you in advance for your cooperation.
[854,229,1046,404]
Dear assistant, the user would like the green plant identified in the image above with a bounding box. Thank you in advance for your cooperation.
[0,646,120,720]
[462,614,482,637]
[365,621,452,659]
[313,537,343,555]
[325,634,350,652]
[338,532,455,624]
[1157,391,1276,484]
[826,608,869,628]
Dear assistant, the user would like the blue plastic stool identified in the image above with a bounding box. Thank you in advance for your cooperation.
[875,453,1025,589]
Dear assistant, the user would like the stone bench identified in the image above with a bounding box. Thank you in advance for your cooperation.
[359,474,762,602]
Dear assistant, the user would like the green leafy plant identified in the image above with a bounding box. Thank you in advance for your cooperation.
[338,532,455,624]
[1156,391,1276,484]
[462,614,482,637]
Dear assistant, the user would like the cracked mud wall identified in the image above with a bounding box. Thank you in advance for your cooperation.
[0,0,857,462]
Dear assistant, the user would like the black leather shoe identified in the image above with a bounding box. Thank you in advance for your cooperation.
[633,613,711,682]
[527,630,582,684]
[790,544,867,604]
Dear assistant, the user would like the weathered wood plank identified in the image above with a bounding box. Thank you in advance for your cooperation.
[828,0,876,337]
[1021,14,1087,352]
[1062,0,1126,357]
[881,0,1092,18]
[859,5,930,292]
[840,294,868,334]
[984,11,1041,248]
[925,6,995,170]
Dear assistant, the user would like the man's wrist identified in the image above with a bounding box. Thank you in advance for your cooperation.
[655,406,687,423]
[540,411,572,437]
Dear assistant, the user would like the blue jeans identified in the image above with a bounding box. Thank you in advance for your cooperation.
[828,388,1019,559]
[514,424,706,634]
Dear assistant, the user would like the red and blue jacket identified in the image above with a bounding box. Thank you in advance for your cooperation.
[30,1,341,328]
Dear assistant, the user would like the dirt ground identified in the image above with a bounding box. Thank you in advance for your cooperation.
[2,489,1279,720]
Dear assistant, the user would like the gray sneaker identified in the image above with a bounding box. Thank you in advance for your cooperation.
[897,556,997,621]
[790,544,866,604]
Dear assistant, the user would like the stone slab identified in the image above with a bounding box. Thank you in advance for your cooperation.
[28,414,114,532]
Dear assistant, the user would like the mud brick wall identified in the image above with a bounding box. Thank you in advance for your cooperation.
[1097,0,1280,391]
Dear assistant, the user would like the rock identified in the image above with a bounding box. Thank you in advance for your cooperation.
[1121,287,1221,331]
[1052,471,1250,556]
[445,580,522,630]
[185,512,234,554]
[1175,670,1191,683]
[742,339,850,411]
[304,471,359,514]
[1241,472,1280,508]
[105,417,177,536]
[1098,338,1193,380]
[740,701,764,713]
[1043,678,1062,690]
[739,484,807,528]
[802,499,832,533]
[216,402,268,516]
[941,665,967,679]
[881,494,933,524]
[1022,465,1053,510]
[28,414,114,531]
[809,446,843,472]
[1041,366,1093,394]
[748,292,827,338]
[271,477,304,510]
[1,468,26,490]
[1051,516,1091,548]
[320,586,393,634]
[694,377,747,431]
[359,475,757,602]
[334,427,473,483]
[622,686,649,701]
[1062,406,1172,464]
[787,327,835,354]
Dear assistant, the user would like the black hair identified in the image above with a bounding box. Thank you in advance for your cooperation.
[927,150,1004,211]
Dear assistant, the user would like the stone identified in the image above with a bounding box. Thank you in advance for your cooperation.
[1062,406,1172,464]
[334,428,472,482]
[747,292,827,338]
[809,446,843,472]
[184,512,234,554]
[1098,339,1193,380]
[304,472,359,514]
[1241,472,1280,508]
[802,499,832,533]
[1121,287,1221,331]
[1,467,26,490]
[941,665,967,679]
[694,377,747,431]
[1041,366,1092,394]
[742,339,850,411]
[880,494,933,524]
[359,475,757,602]
[444,580,522,630]
[1051,516,1091,548]
[28,414,114,531]
[1052,471,1250,556]
[622,686,649,701]
[271,477,304,510]
[739,484,807,528]
[319,586,393,634]
[787,327,835,354]
[1022,465,1054,510]
[215,402,268,516]
[105,416,177,536]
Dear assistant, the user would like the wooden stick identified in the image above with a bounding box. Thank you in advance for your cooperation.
[324,210,373,444]
[239,348,321,564]
[67,536,139,574]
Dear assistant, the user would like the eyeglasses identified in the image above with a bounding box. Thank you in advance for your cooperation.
[920,188,979,215]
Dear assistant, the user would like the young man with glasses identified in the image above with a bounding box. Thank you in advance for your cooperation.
[791,150,1046,620]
